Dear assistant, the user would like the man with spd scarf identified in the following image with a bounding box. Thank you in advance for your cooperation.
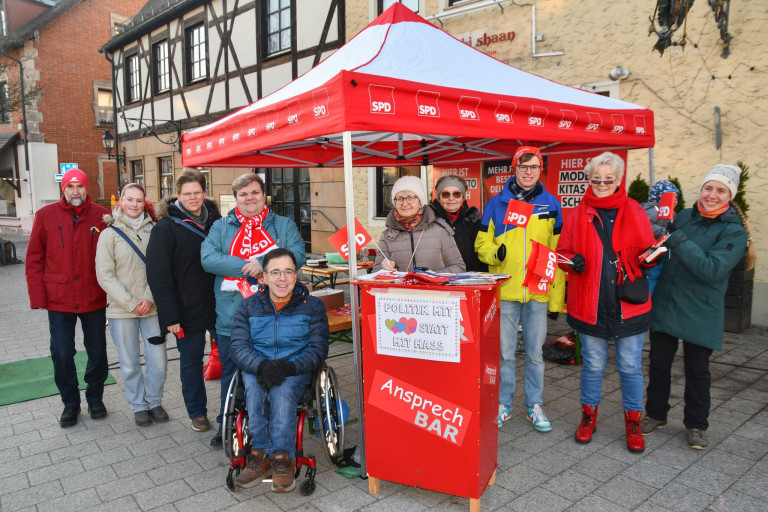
[201,173,306,446]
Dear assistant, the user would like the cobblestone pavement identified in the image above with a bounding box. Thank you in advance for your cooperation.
[1,233,766,511]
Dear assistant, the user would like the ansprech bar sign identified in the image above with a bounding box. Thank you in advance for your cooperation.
[368,370,471,446]
[375,293,461,363]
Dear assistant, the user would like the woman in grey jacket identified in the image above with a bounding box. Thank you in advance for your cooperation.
[373,175,465,273]
[95,184,168,427]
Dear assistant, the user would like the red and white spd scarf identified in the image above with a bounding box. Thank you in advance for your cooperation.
[221,206,277,291]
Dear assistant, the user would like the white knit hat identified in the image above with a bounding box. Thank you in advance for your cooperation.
[391,175,427,206]
[702,164,741,199]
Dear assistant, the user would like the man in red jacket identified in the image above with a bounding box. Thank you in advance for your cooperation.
[25,168,110,427]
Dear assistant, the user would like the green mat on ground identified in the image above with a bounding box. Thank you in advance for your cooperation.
[0,351,116,406]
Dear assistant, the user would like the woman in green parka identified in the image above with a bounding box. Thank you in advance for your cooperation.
[642,164,754,451]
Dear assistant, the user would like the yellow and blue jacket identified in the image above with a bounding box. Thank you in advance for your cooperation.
[474,177,565,311]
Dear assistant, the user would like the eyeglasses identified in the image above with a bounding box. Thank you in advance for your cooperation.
[267,269,297,279]
[590,179,616,185]
[394,195,419,205]
[516,164,541,173]
[179,191,205,198]
[440,190,463,199]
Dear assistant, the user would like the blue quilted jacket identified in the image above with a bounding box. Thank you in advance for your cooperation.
[230,281,329,376]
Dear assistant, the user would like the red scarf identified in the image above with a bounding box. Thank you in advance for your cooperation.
[394,209,423,231]
[221,206,277,291]
[696,200,729,219]
[575,187,646,311]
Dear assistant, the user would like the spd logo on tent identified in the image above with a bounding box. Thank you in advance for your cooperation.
[586,112,602,132]
[312,88,330,119]
[369,84,395,114]
[528,106,548,128]
[287,99,302,126]
[246,113,259,137]
[416,90,440,117]
[458,96,480,121]
[264,108,278,132]
[611,114,626,134]
[634,115,648,135]
[559,110,576,130]
[494,101,516,124]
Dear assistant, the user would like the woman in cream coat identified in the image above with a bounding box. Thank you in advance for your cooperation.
[96,184,168,426]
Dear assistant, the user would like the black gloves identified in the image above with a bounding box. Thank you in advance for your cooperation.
[666,221,677,233]
[256,359,297,389]
[547,312,559,321]
[257,359,287,389]
[569,254,586,274]
[496,244,507,262]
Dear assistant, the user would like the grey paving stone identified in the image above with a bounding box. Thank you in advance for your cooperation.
[48,438,102,463]
[508,486,573,511]
[649,481,717,511]
[0,481,64,511]
[126,433,178,457]
[0,445,20,464]
[717,434,768,461]
[112,452,170,478]
[697,448,755,478]
[708,488,768,512]
[359,492,431,512]
[82,495,141,512]
[27,457,85,486]
[0,473,28,496]
[519,447,579,476]
[147,457,205,486]
[80,445,134,471]
[311,484,379,512]
[221,494,285,510]
[568,494,631,512]
[60,465,119,494]
[94,429,145,452]
[158,437,211,464]
[593,474,656,509]
[36,488,102,512]
[723,470,768,502]
[173,485,239,512]
[0,451,51,480]
[573,452,629,482]
[494,463,549,494]
[541,469,601,501]
[622,458,680,489]
[96,473,155,502]
[18,432,71,457]
[133,479,196,511]
[183,466,229,494]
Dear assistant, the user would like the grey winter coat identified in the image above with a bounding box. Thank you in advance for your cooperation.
[95,212,157,319]
[373,206,466,273]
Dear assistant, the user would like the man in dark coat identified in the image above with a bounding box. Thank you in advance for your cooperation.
[25,168,110,427]
[146,169,221,432]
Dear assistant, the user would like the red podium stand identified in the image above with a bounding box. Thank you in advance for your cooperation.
[356,279,504,511]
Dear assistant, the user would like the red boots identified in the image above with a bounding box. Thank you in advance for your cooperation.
[625,410,645,453]
[575,404,598,444]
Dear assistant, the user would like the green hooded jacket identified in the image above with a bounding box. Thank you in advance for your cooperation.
[651,205,747,351]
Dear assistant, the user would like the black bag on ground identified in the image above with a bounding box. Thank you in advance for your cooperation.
[542,332,577,364]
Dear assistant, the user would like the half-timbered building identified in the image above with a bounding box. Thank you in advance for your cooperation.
[101,0,344,253]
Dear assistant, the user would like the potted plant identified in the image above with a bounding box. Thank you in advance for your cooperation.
[724,162,753,333]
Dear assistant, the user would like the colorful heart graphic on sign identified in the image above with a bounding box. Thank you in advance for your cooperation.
[405,318,418,334]
[385,319,396,331]
[394,318,406,333]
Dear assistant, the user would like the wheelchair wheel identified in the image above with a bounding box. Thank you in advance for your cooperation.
[223,371,248,459]
[314,365,345,465]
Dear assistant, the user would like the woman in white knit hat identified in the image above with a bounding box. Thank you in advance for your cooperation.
[373,175,465,273]
[643,164,755,450]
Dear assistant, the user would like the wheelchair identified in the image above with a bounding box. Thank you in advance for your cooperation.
[222,362,346,495]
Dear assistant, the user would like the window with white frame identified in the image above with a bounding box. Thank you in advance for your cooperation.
[125,54,140,103]
[375,166,420,218]
[185,22,207,83]
[153,39,170,94]
[264,0,291,56]
[93,82,113,126]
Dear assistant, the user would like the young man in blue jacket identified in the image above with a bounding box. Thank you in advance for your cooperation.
[229,248,328,492]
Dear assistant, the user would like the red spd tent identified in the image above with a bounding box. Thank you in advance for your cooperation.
[182,5,653,170]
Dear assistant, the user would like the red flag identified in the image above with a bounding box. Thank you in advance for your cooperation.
[327,218,373,261]
[503,200,535,228]
[523,273,550,295]
[528,241,558,283]
[657,192,676,220]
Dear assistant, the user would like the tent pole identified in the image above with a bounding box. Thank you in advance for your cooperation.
[648,147,655,185]
[343,130,367,476]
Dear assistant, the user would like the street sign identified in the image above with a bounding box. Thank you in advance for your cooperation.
[60,163,77,174]
[55,174,63,183]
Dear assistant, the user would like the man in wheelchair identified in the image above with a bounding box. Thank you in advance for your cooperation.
[230,248,329,492]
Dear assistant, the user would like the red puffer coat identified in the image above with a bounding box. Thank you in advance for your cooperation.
[26,196,109,312]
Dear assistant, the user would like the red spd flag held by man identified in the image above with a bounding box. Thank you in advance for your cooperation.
[657,192,676,220]
[522,271,549,295]
[328,218,372,261]
[503,200,535,228]
[525,240,558,283]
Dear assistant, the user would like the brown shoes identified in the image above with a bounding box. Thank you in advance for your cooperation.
[271,451,296,492]
[236,449,272,488]
[191,416,211,432]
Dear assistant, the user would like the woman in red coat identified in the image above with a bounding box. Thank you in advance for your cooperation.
[557,152,655,453]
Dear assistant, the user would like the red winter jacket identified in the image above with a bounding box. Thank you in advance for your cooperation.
[556,199,655,327]
[26,196,109,312]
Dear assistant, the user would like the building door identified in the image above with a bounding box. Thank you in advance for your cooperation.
[266,168,311,254]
